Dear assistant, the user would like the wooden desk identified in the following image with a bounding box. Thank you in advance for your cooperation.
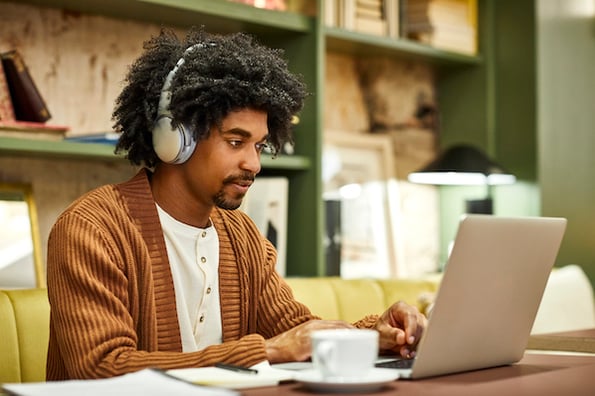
[527,328,595,353]
[243,353,595,396]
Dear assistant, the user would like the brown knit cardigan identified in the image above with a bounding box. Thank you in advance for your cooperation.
[46,169,378,380]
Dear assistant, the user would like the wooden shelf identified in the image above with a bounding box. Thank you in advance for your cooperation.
[0,136,310,170]
[0,137,120,160]
[19,0,312,34]
[325,27,482,67]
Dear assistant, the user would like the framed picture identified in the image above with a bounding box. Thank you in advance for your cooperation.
[239,177,289,277]
[0,183,45,288]
[323,131,404,278]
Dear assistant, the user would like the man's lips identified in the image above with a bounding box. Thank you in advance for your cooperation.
[227,179,253,194]
[235,180,253,187]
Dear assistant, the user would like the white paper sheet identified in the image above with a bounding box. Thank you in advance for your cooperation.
[2,368,238,396]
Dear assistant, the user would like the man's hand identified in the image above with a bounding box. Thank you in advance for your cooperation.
[375,301,427,358]
[265,320,354,363]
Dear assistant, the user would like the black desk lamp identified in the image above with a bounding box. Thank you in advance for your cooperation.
[408,144,516,214]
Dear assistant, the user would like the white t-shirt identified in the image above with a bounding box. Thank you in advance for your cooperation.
[156,204,222,352]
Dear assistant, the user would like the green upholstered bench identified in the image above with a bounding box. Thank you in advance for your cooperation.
[0,288,49,384]
[2,266,592,385]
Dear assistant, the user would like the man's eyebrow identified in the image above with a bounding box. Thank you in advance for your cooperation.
[221,128,269,141]
[221,128,251,138]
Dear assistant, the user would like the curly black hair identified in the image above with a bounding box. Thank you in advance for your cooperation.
[113,27,308,167]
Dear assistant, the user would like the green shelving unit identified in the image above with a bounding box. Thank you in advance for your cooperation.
[2,0,497,277]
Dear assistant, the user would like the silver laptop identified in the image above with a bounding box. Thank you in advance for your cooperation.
[376,214,567,379]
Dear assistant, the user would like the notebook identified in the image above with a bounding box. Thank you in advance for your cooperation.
[376,214,567,379]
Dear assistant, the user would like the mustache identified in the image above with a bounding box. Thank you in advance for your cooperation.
[223,172,255,185]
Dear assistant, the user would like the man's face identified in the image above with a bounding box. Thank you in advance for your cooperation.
[183,108,269,211]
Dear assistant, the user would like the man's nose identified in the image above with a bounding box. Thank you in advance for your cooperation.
[241,146,262,175]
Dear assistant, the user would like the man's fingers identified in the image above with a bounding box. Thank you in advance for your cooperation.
[377,320,406,348]
[393,304,423,345]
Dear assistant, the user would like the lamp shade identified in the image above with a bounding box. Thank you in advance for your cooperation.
[408,144,516,186]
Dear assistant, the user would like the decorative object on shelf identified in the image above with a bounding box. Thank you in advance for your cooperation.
[323,131,404,278]
[239,177,289,277]
[408,144,516,214]
[0,183,45,289]
[0,50,51,123]
[404,0,477,55]
[0,50,70,139]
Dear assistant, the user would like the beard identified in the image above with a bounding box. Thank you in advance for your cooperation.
[213,190,243,210]
[213,171,255,210]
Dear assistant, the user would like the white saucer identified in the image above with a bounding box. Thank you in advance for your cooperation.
[294,368,399,393]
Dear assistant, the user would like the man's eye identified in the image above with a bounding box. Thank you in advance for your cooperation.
[229,140,243,148]
[256,142,269,153]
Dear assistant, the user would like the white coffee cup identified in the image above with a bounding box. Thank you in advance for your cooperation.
[311,328,379,381]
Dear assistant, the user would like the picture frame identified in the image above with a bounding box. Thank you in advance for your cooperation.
[323,131,404,278]
[239,177,289,277]
[0,183,45,288]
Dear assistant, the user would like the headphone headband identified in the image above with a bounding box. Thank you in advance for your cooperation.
[157,43,206,115]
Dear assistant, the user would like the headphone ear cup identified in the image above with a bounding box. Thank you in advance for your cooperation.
[153,115,197,164]
[153,44,204,164]
[175,123,197,164]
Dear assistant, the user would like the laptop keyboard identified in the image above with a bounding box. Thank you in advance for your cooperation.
[375,359,415,369]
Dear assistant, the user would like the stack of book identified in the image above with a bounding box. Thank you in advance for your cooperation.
[353,0,387,36]
[404,0,477,55]
[0,50,69,140]
[331,0,400,38]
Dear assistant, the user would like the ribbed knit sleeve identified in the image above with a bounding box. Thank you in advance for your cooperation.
[352,315,381,329]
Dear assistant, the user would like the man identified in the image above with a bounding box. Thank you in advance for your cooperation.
[46,28,426,380]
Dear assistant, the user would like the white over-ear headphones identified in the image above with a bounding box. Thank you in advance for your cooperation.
[152,44,204,164]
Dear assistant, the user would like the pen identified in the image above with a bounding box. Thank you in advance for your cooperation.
[215,363,259,375]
